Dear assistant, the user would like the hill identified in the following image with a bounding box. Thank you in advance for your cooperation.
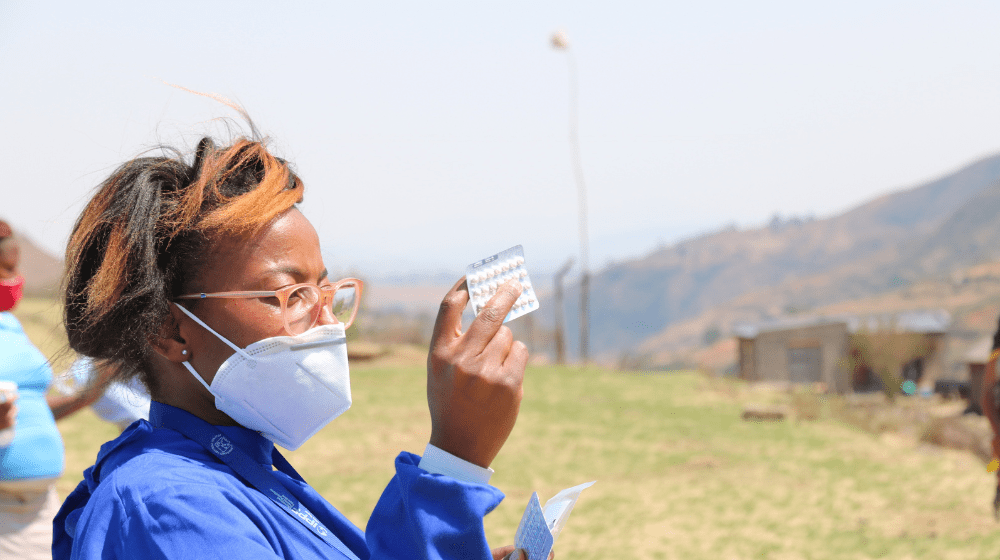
[2,221,63,297]
[549,154,1000,363]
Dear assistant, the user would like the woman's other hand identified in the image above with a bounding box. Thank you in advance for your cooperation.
[427,277,529,468]
[492,545,555,560]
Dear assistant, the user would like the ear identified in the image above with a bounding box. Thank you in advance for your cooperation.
[150,304,190,363]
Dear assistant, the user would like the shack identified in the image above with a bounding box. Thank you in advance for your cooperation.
[735,310,950,394]
[735,317,850,392]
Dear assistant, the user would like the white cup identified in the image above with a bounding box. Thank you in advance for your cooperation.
[0,381,18,447]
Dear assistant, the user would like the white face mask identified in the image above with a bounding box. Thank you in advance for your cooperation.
[174,303,352,451]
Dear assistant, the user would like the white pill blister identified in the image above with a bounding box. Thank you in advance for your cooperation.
[466,245,539,323]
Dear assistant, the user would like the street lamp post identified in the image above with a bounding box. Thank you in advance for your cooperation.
[551,30,591,364]
[553,257,575,365]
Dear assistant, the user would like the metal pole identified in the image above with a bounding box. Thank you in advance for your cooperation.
[553,258,574,364]
[552,31,591,364]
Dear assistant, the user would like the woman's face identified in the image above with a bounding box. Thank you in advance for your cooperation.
[176,207,334,386]
[0,239,19,280]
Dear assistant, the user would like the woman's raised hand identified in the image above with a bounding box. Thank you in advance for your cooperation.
[426,277,529,468]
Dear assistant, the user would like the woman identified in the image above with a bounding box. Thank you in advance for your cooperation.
[0,221,112,559]
[52,130,532,559]
[982,317,1000,518]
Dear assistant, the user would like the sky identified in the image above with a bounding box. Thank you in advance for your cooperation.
[2,1,999,281]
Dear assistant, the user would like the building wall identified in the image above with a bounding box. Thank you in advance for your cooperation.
[738,338,755,381]
[749,323,850,392]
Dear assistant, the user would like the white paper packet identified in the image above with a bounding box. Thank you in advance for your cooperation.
[514,481,596,560]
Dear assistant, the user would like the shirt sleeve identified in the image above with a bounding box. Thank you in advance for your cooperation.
[417,443,494,485]
[366,452,505,560]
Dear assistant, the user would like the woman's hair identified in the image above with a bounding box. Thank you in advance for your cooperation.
[64,134,303,394]
[0,220,12,240]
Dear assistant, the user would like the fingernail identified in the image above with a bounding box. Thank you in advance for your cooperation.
[510,550,524,560]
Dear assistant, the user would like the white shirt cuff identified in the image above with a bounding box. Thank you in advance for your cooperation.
[418,443,494,485]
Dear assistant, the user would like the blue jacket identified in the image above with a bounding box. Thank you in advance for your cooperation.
[53,402,505,559]
[0,312,63,481]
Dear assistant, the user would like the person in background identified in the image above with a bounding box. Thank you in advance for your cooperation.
[0,221,113,559]
[981,316,1000,519]
[55,358,150,432]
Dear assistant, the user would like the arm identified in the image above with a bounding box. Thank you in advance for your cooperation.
[983,350,1000,456]
[47,360,117,421]
[367,277,528,560]
[425,277,527,468]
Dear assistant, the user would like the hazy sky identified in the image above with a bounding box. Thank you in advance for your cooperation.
[2,1,999,279]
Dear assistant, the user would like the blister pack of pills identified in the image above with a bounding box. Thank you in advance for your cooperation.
[466,245,538,323]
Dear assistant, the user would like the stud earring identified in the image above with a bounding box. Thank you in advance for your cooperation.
[181,350,189,356]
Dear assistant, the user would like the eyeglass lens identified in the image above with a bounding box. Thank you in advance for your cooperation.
[285,284,358,334]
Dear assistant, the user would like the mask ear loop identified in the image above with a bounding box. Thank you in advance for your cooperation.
[180,360,215,392]
[172,303,257,391]
[173,303,254,360]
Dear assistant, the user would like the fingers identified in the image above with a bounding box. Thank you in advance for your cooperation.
[501,548,527,560]
[430,277,472,344]
[504,341,529,373]
[492,545,516,560]
[465,279,522,350]
[483,325,514,362]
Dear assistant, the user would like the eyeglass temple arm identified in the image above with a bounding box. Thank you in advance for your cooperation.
[175,291,277,299]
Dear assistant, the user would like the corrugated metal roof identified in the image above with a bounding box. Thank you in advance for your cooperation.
[734,309,951,339]
[733,316,846,338]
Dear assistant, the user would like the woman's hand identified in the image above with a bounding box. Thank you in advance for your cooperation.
[492,545,555,560]
[0,392,18,431]
[427,277,529,468]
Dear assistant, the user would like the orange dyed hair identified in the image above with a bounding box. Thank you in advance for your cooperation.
[64,131,303,391]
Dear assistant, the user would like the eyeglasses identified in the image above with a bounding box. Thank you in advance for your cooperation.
[175,278,364,336]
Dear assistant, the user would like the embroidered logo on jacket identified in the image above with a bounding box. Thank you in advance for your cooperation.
[210,434,234,456]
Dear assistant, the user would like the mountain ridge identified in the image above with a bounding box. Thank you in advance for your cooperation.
[551,153,1000,362]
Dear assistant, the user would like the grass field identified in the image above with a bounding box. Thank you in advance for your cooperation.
[13,298,1000,559]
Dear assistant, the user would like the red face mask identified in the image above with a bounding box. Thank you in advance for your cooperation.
[0,276,24,312]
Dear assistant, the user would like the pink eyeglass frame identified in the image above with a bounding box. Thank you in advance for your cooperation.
[175,277,364,335]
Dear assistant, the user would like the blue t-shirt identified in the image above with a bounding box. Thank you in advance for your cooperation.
[0,312,63,480]
[53,402,506,559]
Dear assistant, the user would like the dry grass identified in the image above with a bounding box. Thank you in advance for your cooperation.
[54,367,1000,559]
[17,290,998,559]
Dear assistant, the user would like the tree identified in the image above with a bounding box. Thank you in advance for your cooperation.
[850,325,931,402]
